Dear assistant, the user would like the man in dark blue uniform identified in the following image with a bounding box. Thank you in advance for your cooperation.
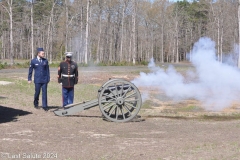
[28,48,50,111]
[58,52,78,108]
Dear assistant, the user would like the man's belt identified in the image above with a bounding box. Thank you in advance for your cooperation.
[62,74,75,77]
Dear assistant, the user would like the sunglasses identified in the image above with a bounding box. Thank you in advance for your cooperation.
[66,56,71,58]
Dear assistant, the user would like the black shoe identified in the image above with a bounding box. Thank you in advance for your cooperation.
[34,105,39,109]
[42,107,49,111]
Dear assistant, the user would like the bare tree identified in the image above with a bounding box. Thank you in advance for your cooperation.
[30,0,34,59]
[120,0,127,62]
[65,0,69,52]
[238,0,240,68]
[96,0,103,63]
[132,0,136,64]
[85,0,91,64]
[46,0,56,63]
[0,0,238,65]
[1,0,14,64]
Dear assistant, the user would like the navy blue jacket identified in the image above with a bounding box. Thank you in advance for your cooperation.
[28,57,50,83]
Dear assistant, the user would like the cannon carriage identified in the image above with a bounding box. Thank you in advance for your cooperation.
[54,79,142,122]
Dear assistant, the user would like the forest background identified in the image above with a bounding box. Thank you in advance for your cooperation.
[0,0,238,66]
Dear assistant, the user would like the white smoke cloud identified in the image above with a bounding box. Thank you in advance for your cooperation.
[132,37,240,110]
[222,44,239,66]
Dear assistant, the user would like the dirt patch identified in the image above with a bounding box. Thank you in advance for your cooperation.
[1,66,240,160]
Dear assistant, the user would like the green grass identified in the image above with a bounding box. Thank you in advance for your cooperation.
[0,60,30,69]
[175,105,203,112]
[200,113,240,121]
[0,77,15,82]
[97,60,149,66]
[0,77,100,108]
[1,65,240,122]
[0,61,8,69]
[141,100,155,109]
[0,59,149,68]
[74,84,100,102]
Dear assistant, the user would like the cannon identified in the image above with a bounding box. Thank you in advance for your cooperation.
[54,79,142,122]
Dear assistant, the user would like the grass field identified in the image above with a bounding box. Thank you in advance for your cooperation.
[1,64,240,160]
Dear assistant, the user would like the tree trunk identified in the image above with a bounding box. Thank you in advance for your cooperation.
[1,9,3,59]
[176,26,179,63]
[238,0,240,68]
[80,6,83,63]
[2,0,14,64]
[128,20,132,62]
[217,18,220,61]
[190,27,193,61]
[65,0,69,52]
[31,0,34,59]
[172,35,175,63]
[120,1,126,62]
[1,34,3,59]
[96,0,102,63]
[151,28,154,59]
[132,0,136,64]
[161,24,164,63]
[85,0,91,64]
[46,1,55,63]
[9,0,14,64]
[20,29,23,59]
[220,18,223,63]
[175,9,179,63]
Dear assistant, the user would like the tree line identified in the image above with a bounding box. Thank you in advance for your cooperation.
[0,0,238,65]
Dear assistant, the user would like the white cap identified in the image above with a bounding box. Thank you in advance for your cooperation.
[65,52,73,57]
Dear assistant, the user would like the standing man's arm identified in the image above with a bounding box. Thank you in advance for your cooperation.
[28,60,34,83]
[75,63,78,84]
[47,60,50,83]
[58,63,62,84]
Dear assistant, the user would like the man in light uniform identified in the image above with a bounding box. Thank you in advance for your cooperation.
[58,52,78,108]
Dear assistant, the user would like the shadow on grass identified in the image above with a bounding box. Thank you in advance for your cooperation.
[145,114,240,121]
[0,105,32,123]
[0,96,7,100]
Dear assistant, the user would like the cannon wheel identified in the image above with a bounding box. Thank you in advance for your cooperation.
[98,79,142,122]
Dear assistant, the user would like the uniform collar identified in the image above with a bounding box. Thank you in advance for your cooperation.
[37,56,42,61]
[65,60,71,63]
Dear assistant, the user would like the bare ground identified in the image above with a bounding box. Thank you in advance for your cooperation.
[1,65,240,160]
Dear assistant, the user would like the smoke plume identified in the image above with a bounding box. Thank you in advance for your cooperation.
[132,37,240,110]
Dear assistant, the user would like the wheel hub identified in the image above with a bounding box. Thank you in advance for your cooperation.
[116,97,124,105]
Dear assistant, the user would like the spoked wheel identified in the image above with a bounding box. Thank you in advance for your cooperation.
[98,79,142,122]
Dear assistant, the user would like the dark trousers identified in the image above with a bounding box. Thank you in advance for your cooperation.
[62,87,74,107]
[34,83,48,107]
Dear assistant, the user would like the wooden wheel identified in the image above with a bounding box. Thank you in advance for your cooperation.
[98,79,142,122]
